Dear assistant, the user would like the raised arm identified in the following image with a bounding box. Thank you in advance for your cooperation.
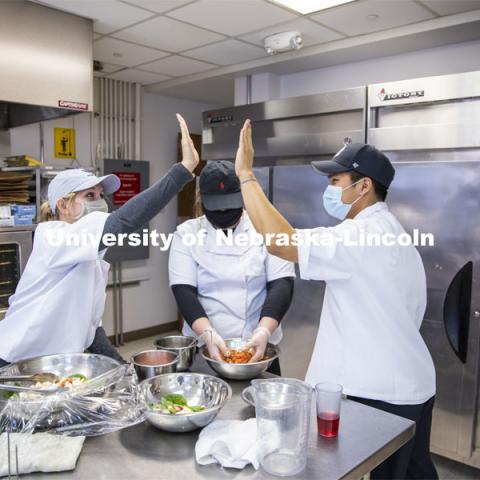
[100,114,198,248]
[235,119,298,262]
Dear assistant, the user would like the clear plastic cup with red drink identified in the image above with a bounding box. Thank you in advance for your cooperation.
[315,383,343,438]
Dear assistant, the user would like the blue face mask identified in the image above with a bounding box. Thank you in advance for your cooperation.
[322,179,364,220]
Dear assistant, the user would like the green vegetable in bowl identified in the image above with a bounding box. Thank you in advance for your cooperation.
[148,393,206,415]
[164,393,187,406]
[2,390,19,400]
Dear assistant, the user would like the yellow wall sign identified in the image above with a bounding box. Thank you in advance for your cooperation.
[54,128,76,159]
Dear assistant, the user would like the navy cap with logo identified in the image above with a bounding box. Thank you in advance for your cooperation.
[311,143,395,189]
[200,160,244,211]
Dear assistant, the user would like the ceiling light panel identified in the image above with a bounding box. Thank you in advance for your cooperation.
[270,0,357,15]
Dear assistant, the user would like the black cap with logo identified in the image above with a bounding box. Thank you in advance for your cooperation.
[311,143,395,189]
[200,160,244,211]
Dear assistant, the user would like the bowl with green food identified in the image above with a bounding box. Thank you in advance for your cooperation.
[141,373,231,433]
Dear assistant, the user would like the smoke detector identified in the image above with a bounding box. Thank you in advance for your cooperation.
[263,31,303,55]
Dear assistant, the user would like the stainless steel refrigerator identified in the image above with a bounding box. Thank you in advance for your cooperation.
[202,71,480,467]
[367,72,480,468]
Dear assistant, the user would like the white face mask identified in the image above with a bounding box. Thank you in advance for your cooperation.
[73,198,109,220]
[322,179,364,220]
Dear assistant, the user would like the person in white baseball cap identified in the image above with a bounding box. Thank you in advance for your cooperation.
[0,114,198,366]
[44,168,121,220]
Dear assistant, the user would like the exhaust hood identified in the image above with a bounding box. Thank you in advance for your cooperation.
[0,0,93,130]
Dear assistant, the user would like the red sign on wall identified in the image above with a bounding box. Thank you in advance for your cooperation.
[113,172,141,205]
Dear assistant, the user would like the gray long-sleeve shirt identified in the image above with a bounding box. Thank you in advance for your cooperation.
[100,163,193,247]
[89,163,193,360]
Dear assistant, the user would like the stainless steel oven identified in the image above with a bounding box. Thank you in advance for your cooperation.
[0,226,34,320]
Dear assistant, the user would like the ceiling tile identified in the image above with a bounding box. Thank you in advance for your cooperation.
[94,37,169,67]
[108,68,172,84]
[36,0,154,34]
[112,16,226,52]
[183,39,266,66]
[119,0,193,14]
[167,0,298,36]
[240,17,344,47]
[419,0,480,16]
[310,0,435,36]
[140,55,217,76]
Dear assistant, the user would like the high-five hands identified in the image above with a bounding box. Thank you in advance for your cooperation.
[235,119,254,180]
[176,113,200,174]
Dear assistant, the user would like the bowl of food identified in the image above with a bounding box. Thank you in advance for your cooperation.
[200,338,280,381]
[141,373,231,432]
[131,350,178,381]
[154,336,197,372]
[0,353,122,422]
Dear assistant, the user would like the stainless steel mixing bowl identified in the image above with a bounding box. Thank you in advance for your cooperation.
[0,353,122,422]
[131,349,178,381]
[0,353,120,386]
[141,373,231,433]
[200,338,280,380]
[154,336,197,372]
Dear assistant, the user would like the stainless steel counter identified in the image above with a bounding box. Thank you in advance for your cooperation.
[24,358,415,479]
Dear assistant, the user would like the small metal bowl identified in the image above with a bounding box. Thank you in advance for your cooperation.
[154,336,197,372]
[131,350,178,381]
[141,373,231,433]
[200,338,280,381]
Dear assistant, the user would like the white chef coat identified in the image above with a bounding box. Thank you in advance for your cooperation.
[298,202,435,405]
[169,212,295,344]
[0,212,110,363]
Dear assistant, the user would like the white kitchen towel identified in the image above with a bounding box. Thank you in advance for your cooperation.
[195,418,259,470]
[0,433,85,477]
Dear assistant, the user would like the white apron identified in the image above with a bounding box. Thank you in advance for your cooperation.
[169,213,295,345]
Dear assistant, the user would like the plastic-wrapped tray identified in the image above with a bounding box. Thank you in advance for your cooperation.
[0,353,145,436]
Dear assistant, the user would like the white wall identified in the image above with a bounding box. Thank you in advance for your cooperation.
[280,39,480,98]
[102,92,219,335]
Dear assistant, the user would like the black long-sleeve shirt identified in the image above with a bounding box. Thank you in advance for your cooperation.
[172,276,294,328]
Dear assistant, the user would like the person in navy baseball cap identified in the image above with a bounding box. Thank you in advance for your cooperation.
[311,142,395,189]
[235,120,437,480]
[311,143,395,220]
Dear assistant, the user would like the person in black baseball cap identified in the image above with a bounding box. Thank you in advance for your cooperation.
[235,120,437,480]
[169,158,295,377]
[311,142,395,220]
[199,160,244,228]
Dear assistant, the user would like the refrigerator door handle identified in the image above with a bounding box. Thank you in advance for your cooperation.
[443,261,473,364]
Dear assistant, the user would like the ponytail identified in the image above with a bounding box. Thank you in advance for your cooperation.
[39,200,57,222]
[39,193,76,222]
[193,188,203,218]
